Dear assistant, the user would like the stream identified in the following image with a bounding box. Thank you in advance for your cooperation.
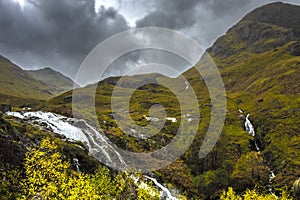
[241,110,276,193]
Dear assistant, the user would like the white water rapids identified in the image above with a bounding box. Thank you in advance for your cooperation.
[6,111,178,199]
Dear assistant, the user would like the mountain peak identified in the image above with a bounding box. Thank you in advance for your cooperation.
[242,2,300,37]
[31,67,64,75]
[207,2,300,59]
[40,67,54,71]
[27,67,78,93]
[0,54,55,105]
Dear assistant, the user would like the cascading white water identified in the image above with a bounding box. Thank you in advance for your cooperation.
[144,175,177,200]
[6,111,127,170]
[6,111,178,199]
[244,113,260,152]
[245,114,255,137]
[128,174,178,200]
[73,158,80,172]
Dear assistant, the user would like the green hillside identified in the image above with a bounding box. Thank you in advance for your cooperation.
[183,2,300,197]
[27,67,78,95]
[0,55,54,106]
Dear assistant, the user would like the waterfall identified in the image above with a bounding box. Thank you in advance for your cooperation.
[244,114,260,151]
[129,174,177,200]
[241,110,276,192]
[144,175,177,200]
[73,158,80,172]
[245,114,255,137]
[6,111,127,170]
[6,111,180,198]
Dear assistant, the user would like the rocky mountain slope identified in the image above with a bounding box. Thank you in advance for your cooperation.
[207,2,300,59]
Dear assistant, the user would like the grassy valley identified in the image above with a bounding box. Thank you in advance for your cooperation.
[0,2,299,199]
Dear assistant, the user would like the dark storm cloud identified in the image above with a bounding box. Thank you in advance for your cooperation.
[135,0,259,42]
[135,0,259,28]
[0,0,129,79]
[1,0,300,85]
[135,0,300,47]
[136,0,200,29]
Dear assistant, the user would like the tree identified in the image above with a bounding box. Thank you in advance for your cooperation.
[17,138,177,199]
[231,152,269,191]
[220,187,242,200]
[19,138,99,199]
[90,165,117,199]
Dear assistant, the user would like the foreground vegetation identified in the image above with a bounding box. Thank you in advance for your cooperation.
[220,187,292,200]
[0,133,294,199]
[1,137,162,200]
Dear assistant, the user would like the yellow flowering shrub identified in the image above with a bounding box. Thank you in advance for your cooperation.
[19,138,99,199]
[221,187,293,200]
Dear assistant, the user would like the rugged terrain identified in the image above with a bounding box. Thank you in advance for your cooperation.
[0,2,299,199]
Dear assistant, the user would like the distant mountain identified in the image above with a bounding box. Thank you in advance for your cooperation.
[0,55,54,106]
[99,73,165,88]
[27,67,78,95]
[41,2,300,199]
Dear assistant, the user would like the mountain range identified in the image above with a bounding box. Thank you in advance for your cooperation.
[0,57,77,107]
[0,2,299,199]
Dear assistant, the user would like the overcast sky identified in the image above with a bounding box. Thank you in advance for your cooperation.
[1,0,300,85]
